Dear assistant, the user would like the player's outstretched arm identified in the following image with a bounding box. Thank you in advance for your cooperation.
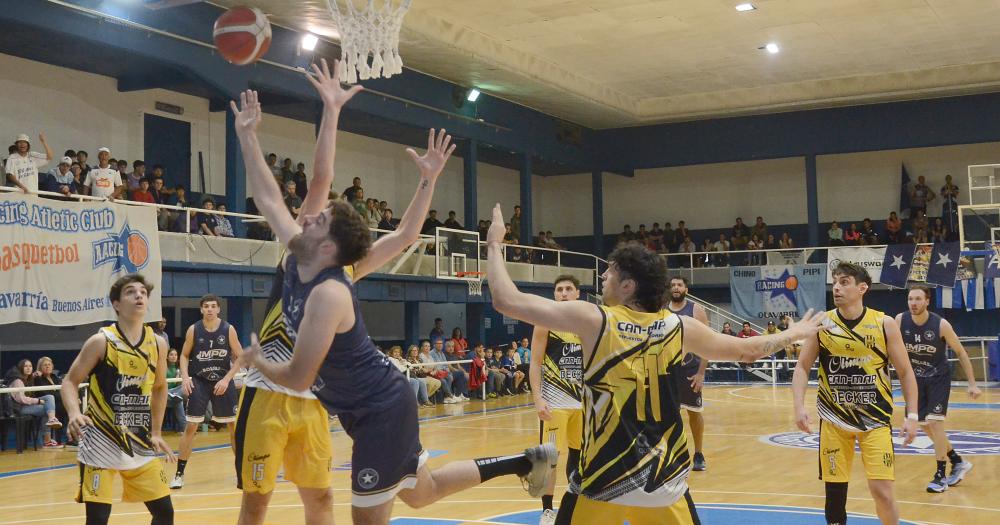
[940,319,982,398]
[486,204,602,344]
[302,58,364,218]
[884,315,918,445]
[353,128,456,280]
[681,310,824,363]
[60,333,106,442]
[230,90,301,247]
[791,335,820,433]
[239,280,349,391]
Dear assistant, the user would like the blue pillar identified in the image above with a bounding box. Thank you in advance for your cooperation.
[227,296,254,346]
[805,155,819,248]
[592,170,604,256]
[225,110,248,238]
[404,301,421,346]
[466,303,485,346]
[519,154,533,244]
[463,140,478,230]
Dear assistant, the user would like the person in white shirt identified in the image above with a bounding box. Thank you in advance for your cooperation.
[83,147,124,199]
[5,133,53,193]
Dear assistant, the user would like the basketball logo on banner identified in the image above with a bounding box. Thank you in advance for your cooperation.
[91,222,151,274]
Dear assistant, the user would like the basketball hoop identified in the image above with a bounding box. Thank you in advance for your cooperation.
[456,271,485,297]
[325,0,412,84]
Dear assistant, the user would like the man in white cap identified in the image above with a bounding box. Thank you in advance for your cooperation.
[5,132,53,193]
[83,147,124,200]
[43,156,78,196]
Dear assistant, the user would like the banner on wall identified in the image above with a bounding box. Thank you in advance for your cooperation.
[730,265,827,321]
[0,193,162,326]
[827,246,885,283]
[765,249,814,266]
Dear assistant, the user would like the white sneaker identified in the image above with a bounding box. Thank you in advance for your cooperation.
[539,508,557,525]
[945,460,973,486]
[443,396,458,404]
[459,394,469,401]
[169,473,184,489]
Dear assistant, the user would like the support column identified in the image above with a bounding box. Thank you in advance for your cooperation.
[806,155,819,248]
[463,140,478,230]
[227,296,253,346]
[225,109,248,238]
[519,154,533,244]
[592,170,604,256]
[404,301,421,345]
[465,303,485,346]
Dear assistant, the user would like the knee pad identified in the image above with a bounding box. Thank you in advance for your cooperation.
[825,482,848,525]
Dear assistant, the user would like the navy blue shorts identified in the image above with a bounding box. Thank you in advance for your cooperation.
[917,374,951,422]
[186,376,238,423]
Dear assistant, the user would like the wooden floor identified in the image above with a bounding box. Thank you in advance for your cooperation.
[0,385,997,524]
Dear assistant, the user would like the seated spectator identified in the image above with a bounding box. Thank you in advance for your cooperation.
[292,163,308,200]
[751,216,768,242]
[421,209,444,235]
[860,218,878,245]
[843,223,861,245]
[913,227,929,243]
[388,346,431,406]
[648,223,664,252]
[477,220,488,239]
[215,204,235,237]
[721,322,736,336]
[738,322,757,338]
[149,177,172,230]
[617,225,634,246]
[444,340,470,400]
[425,339,460,404]
[5,359,62,448]
[284,181,303,217]
[165,348,186,432]
[765,321,779,335]
[930,217,948,243]
[32,357,69,444]
[675,221,690,251]
[444,211,463,230]
[698,238,714,267]
[451,328,469,357]
[635,224,649,246]
[662,222,676,252]
[487,348,508,396]
[378,208,396,232]
[828,221,844,246]
[747,233,763,265]
[126,160,146,192]
[885,211,902,243]
[912,210,929,239]
[544,231,562,250]
[731,217,750,250]
[515,337,531,378]
[75,150,90,178]
[501,347,526,394]
[407,345,441,405]
[343,176,363,202]
[779,232,794,249]
[713,233,730,266]
[365,199,381,229]
[510,246,527,262]
[130,177,156,204]
[172,184,189,208]
[467,344,490,400]
[764,233,779,250]
[197,198,219,236]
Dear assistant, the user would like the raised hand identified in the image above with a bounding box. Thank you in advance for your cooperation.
[406,128,457,181]
[487,204,506,245]
[229,90,262,136]
[305,58,364,109]
[786,309,825,340]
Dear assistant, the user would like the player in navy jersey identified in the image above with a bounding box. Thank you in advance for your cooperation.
[667,276,710,471]
[230,90,556,525]
[895,286,981,493]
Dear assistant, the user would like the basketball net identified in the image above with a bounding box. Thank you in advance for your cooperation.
[325,0,412,84]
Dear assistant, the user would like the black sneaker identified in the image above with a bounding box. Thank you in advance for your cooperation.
[927,472,948,493]
[692,452,707,472]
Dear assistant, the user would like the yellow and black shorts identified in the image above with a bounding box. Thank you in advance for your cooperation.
[540,408,583,451]
[234,387,333,494]
[818,420,895,483]
[556,491,701,525]
[76,459,170,504]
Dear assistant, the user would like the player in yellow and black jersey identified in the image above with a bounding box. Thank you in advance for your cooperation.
[485,216,825,525]
[793,262,918,525]
[60,274,176,525]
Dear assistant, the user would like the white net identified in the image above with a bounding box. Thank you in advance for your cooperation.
[468,279,482,297]
[325,0,413,84]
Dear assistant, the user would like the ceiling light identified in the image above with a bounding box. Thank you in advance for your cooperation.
[765,42,779,54]
[735,3,756,12]
[466,89,481,102]
[301,33,318,51]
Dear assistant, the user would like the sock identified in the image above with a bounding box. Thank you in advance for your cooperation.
[542,494,554,510]
[475,454,532,482]
[824,482,848,525]
[176,459,188,476]
[947,449,962,465]
[935,460,947,478]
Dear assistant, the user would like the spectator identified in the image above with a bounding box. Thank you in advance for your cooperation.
[130,177,156,203]
[197,198,219,236]
[635,224,648,246]
[435,339,467,403]
[149,177,172,230]
[698,238,714,267]
[913,227,929,244]
[477,219,488,239]
[83,147,123,199]
[467,344,490,400]
[827,221,844,246]
[5,359,62,448]
[116,159,129,182]
[720,322,736,336]
[731,217,750,250]
[930,217,948,243]
[747,233,763,265]
[75,150,91,178]
[509,246,527,263]
[844,223,861,245]
[764,233,779,250]
[451,328,468,356]
[343,176,362,202]
[389,346,431,406]
[648,223,664,252]
[280,158,294,182]
[378,208,396,232]
[501,347,526,394]
[42,156,78,196]
[940,174,959,231]
[502,223,515,244]
[429,318,445,345]
[713,233,730,266]
[5,132,53,193]
[886,211,903,244]
[284,180,303,217]
[779,232,794,249]
[444,211,463,230]
[421,209,444,235]
[165,348,186,432]
[738,322,756,338]
[365,199,381,229]
[679,235,695,254]
[126,160,146,192]
[407,345,441,405]
[912,210,929,240]
[516,337,531,368]
[544,231,562,250]
[860,218,878,245]
[751,216,768,242]
[420,340,456,403]
[765,321,779,335]
[617,225,634,246]
[664,222,677,252]
[266,153,281,179]
[909,175,935,219]
[32,356,68,444]
[487,348,510,395]
[510,205,522,243]
[292,163,308,200]
[215,203,235,237]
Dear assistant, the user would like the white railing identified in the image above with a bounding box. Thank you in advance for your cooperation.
[402,358,488,399]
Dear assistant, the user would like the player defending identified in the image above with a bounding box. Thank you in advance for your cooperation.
[485,204,825,525]
[170,293,243,489]
[793,262,918,525]
[61,274,176,525]
[529,275,584,525]
[231,90,556,525]
[896,286,981,493]
[667,276,710,471]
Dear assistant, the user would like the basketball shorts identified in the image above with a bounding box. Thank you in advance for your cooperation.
[336,378,427,507]
[76,459,169,504]
[234,387,333,493]
[186,375,239,424]
[673,366,703,412]
[555,490,700,525]
[818,420,894,483]
[916,374,950,423]
[540,408,583,451]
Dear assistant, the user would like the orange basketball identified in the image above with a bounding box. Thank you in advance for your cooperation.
[127,234,148,267]
[213,6,272,65]
[784,275,799,291]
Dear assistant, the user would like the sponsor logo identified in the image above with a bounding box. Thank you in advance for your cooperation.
[358,468,379,490]
[115,374,145,391]
[924,330,936,341]
[91,222,150,274]
[248,453,271,462]
[762,430,1000,455]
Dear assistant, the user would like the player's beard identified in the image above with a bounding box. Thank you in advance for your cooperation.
[288,232,319,262]
[671,290,687,303]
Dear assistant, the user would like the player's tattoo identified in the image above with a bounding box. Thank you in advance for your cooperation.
[742,333,794,362]
[420,179,429,189]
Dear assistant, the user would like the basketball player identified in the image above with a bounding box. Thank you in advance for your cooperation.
[792,262,918,525]
[529,275,584,524]
[170,293,243,489]
[231,90,556,525]
[60,274,176,525]
[667,276,709,471]
[484,204,825,525]
[895,286,981,493]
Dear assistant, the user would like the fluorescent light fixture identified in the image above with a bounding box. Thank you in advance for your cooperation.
[765,42,780,54]
[735,3,756,12]
[466,88,481,102]
[301,33,319,51]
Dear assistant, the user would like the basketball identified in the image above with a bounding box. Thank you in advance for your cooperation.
[212,6,271,66]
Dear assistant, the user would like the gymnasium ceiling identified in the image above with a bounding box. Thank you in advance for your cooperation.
[213,0,1000,128]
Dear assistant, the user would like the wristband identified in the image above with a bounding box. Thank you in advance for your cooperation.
[906,412,918,421]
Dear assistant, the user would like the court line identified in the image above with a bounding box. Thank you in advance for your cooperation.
[694,504,950,525]
[695,489,1000,513]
